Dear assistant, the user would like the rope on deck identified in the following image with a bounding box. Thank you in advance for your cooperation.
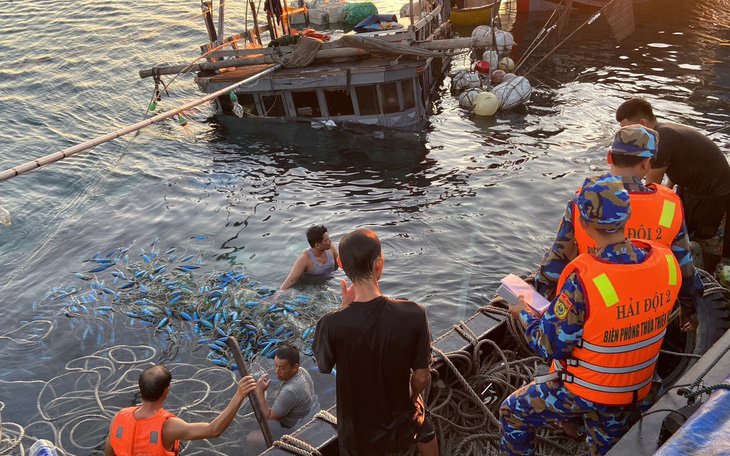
[313,409,337,426]
[273,435,322,456]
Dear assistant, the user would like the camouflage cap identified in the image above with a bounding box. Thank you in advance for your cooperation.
[575,173,631,233]
[610,125,659,158]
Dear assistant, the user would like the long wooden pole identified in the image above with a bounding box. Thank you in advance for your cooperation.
[225,336,274,448]
[139,35,496,79]
[0,65,281,184]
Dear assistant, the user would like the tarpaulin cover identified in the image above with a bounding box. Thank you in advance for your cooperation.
[654,376,730,456]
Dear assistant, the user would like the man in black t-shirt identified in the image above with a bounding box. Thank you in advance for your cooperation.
[312,229,439,456]
[616,97,730,272]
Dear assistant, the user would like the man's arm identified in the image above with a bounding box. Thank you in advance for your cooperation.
[671,222,702,332]
[312,316,335,373]
[535,201,579,300]
[280,252,310,291]
[410,368,430,403]
[254,374,284,420]
[162,376,255,445]
[330,246,339,270]
[645,166,668,186]
[514,272,586,360]
[104,420,116,456]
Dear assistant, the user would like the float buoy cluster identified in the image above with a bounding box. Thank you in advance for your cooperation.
[450,26,531,116]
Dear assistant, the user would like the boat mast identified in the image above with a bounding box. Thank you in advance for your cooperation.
[201,1,218,44]
[218,0,226,44]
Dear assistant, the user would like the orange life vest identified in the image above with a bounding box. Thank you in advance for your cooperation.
[110,407,179,456]
[551,240,681,406]
[573,184,684,255]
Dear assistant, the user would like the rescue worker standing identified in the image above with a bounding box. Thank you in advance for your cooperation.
[500,174,681,455]
[535,125,702,332]
[104,365,256,456]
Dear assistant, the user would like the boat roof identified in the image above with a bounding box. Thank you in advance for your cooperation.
[198,56,428,85]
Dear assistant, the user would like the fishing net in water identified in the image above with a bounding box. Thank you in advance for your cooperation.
[0,236,339,455]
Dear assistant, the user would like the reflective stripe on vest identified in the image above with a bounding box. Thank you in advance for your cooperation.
[553,240,681,405]
[573,184,684,255]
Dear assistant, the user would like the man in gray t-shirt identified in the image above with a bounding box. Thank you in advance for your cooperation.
[255,345,319,429]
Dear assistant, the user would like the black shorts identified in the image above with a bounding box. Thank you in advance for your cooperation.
[338,414,436,456]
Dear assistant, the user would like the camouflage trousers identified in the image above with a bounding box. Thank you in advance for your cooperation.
[499,380,637,456]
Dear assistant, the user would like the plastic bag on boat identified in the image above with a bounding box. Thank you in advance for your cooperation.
[353,14,402,33]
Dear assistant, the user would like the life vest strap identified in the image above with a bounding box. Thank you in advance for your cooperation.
[535,359,654,394]
[570,351,660,374]
[578,328,666,354]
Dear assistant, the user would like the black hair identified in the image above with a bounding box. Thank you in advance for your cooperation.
[139,365,172,402]
[610,153,648,168]
[306,225,328,248]
[338,229,381,284]
[616,97,656,123]
[275,345,300,366]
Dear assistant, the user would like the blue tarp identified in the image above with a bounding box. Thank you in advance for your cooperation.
[654,377,730,455]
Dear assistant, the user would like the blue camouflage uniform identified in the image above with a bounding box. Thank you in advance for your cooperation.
[500,174,662,456]
[500,239,645,456]
[535,127,703,311]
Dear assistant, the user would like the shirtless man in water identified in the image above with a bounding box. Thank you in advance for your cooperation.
[280,225,339,291]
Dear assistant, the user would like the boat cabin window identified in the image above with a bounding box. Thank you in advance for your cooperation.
[381,82,400,114]
[325,89,355,116]
[260,93,286,117]
[401,80,415,110]
[355,86,379,116]
[237,93,257,116]
[291,91,322,117]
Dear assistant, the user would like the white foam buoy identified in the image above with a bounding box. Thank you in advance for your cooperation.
[454,72,482,93]
[492,30,514,54]
[471,25,491,38]
[502,72,517,83]
[482,50,499,73]
[491,76,532,110]
[498,57,515,72]
[473,93,499,116]
[451,69,468,88]
[459,88,483,109]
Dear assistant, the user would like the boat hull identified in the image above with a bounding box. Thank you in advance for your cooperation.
[450,5,495,26]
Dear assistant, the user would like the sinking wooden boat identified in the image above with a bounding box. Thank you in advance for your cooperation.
[139,0,478,132]
[450,0,497,26]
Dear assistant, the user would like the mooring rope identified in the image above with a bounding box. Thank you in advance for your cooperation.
[273,435,322,456]
[313,409,337,426]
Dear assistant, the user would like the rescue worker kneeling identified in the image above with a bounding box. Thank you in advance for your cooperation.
[499,174,681,456]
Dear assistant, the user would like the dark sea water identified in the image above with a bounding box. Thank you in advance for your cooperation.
[1,0,729,454]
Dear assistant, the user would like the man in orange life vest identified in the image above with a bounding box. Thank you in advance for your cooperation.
[104,365,256,456]
[534,125,702,332]
[500,174,681,455]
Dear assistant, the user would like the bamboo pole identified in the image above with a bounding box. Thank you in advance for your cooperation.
[0,65,282,184]
[225,337,274,448]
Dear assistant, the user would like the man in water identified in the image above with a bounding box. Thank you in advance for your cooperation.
[313,229,438,456]
[616,97,730,273]
[535,125,702,332]
[254,344,319,430]
[104,365,255,456]
[280,225,339,291]
[500,174,681,455]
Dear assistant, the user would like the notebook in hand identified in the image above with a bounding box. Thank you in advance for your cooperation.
[497,274,551,315]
